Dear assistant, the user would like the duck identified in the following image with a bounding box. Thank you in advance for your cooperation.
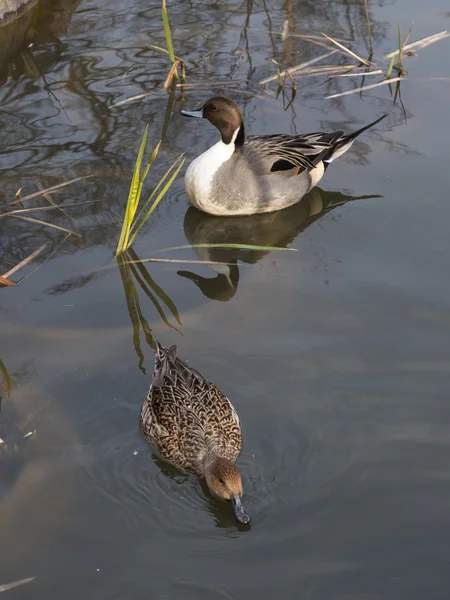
[180,96,387,216]
[139,342,251,524]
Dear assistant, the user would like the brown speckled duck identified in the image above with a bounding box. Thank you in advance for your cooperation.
[140,342,250,524]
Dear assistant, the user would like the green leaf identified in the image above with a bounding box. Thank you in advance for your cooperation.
[162,0,176,64]
[131,152,184,234]
[386,55,395,78]
[397,22,403,69]
[116,125,149,255]
[158,243,298,252]
[128,156,185,246]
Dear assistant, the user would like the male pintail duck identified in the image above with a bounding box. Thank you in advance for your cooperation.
[180,96,387,216]
[140,342,251,524]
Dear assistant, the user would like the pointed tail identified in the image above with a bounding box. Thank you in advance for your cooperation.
[325,113,388,164]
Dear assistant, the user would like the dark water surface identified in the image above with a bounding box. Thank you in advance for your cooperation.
[1,0,450,598]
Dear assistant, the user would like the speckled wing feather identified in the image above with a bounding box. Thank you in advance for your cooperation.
[140,344,242,475]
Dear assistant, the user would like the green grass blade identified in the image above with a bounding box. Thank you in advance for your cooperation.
[276,66,284,88]
[132,125,149,214]
[140,140,161,186]
[386,55,395,78]
[130,140,162,233]
[128,156,185,246]
[157,243,297,252]
[162,0,176,64]
[116,125,148,255]
[131,153,183,233]
[148,44,170,55]
[397,22,403,69]
[160,92,175,142]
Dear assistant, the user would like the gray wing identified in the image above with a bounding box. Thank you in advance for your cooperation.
[244,132,344,173]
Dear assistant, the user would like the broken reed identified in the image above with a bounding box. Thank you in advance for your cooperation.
[260,28,449,101]
[161,0,186,89]
[116,125,185,256]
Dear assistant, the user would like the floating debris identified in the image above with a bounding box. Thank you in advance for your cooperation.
[320,32,371,66]
[259,49,338,84]
[0,577,35,593]
[0,276,16,287]
[0,360,12,396]
[325,76,403,99]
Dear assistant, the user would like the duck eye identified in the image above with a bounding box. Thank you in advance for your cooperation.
[210,104,217,111]
[219,478,225,485]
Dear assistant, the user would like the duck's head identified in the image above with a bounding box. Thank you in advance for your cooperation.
[204,457,251,524]
[181,96,244,146]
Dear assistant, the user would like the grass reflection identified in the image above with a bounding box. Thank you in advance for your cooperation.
[116,248,181,372]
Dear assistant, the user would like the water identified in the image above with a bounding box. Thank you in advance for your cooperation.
[1,0,450,597]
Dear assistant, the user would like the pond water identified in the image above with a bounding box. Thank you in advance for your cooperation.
[1,0,450,597]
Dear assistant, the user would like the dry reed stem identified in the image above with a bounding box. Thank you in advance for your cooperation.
[325,76,403,99]
[15,234,71,285]
[10,176,93,205]
[163,60,182,90]
[330,69,384,78]
[259,49,338,84]
[1,201,94,218]
[176,79,248,88]
[1,242,50,280]
[8,215,81,237]
[0,276,16,286]
[0,577,35,592]
[384,30,449,58]
[320,32,371,65]
[37,181,75,224]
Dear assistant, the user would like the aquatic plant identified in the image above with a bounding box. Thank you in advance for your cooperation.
[115,126,185,256]
[260,26,449,104]
[151,0,186,90]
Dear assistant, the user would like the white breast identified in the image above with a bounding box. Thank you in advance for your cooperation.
[184,133,238,212]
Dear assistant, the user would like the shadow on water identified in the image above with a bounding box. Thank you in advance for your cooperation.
[179,186,383,301]
[0,399,26,504]
[114,187,383,370]
[0,0,82,85]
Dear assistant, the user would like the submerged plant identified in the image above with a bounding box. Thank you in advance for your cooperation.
[116,126,185,256]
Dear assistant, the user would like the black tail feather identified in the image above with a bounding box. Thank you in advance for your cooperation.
[324,113,388,163]
[345,112,389,143]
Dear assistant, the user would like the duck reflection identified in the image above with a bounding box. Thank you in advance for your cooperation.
[178,187,382,301]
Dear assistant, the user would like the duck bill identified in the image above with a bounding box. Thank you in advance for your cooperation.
[230,494,251,524]
[180,107,204,119]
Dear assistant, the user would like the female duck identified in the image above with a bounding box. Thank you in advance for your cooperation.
[181,96,387,216]
[140,342,251,524]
